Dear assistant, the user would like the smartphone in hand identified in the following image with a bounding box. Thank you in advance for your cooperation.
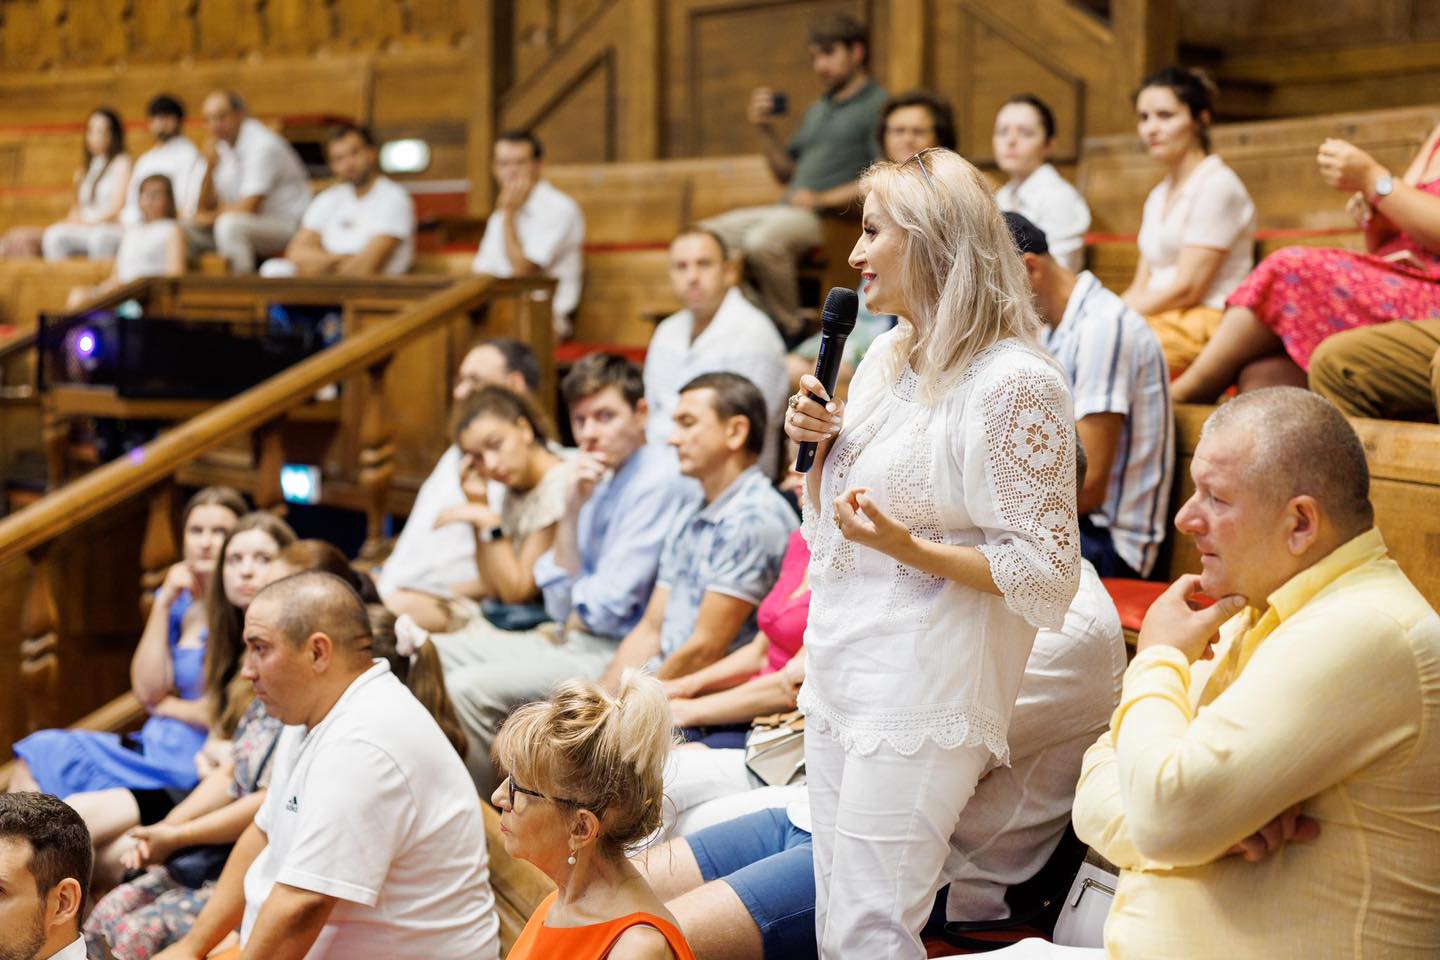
[771,91,789,116]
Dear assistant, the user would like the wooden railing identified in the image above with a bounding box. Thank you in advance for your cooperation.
[0,274,550,740]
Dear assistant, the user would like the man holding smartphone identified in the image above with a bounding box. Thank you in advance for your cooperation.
[703,13,887,337]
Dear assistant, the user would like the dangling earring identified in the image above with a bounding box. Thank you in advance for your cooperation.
[567,850,577,866]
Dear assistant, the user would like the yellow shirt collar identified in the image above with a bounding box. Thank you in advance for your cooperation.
[1210,528,1388,694]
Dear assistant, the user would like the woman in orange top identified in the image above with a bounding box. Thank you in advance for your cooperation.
[494,671,697,960]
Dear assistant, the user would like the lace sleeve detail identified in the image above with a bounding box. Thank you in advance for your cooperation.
[967,362,1080,629]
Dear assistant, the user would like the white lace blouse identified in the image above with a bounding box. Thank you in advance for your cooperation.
[798,333,1080,761]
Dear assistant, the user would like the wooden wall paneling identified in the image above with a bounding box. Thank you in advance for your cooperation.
[533,54,617,164]
[466,0,497,214]
[663,0,871,159]
[400,0,470,46]
[884,0,926,93]
[499,0,655,165]
[2,0,65,72]
[958,10,1085,163]
[1180,0,1411,54]
[511,0,561,89]
[61,0,130,66]
[331,0,407,51]
[372,50,474,182]
[194,0,266,60]
[127,0,198,62]
[261,0,337,57]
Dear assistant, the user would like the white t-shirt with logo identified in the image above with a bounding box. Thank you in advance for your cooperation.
[243,662,499,960]
[301,176,416,274]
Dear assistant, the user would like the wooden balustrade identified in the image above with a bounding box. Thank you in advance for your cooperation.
[0,274,552,739]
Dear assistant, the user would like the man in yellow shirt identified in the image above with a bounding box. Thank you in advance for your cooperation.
[1071,387,1440,959]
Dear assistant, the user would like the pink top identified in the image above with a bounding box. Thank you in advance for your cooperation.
[755,529,810,676]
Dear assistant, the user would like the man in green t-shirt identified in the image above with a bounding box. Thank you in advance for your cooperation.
[703,13,887,337]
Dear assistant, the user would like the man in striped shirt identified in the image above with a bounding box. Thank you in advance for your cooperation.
[1006,212,1174,579]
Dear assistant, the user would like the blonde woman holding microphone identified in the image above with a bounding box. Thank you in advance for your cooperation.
[784,147,1079,958]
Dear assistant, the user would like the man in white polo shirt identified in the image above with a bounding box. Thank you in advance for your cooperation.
[1006,212,1174,579]
[261,124,416,277]
[471,130,584,337]
[189,90,312,274]
[645,226,788,476]
[155,572,500,960]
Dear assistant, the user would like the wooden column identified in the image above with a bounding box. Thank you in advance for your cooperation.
[885,0,928,91]
[1111,0,1179,92]
[19,546,61,734]
[465,0,496,216]
[138,481,180,619]
[357,357,396,561]
[253,420,287,514]
[42,404,69,491]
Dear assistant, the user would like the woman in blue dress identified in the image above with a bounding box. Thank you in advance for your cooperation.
[9,488,246,797]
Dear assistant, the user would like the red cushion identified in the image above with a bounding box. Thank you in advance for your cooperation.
[1102,578,1168,632]
[553,342,648,366]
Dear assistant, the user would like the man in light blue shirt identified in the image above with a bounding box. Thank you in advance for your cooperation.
[534,353,695,637]
[441,353,693,792]
[601,372,797,688]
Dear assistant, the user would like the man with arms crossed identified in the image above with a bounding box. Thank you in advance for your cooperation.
[0,793,90,960]
[156,572,499,960]
[601,372,795,688]
[1068,388,1440,959]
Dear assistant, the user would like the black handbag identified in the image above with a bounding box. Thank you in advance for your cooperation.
[164,731,280,887]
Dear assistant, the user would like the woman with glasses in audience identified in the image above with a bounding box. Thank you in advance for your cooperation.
[993,94,1092,272]
[784,148,1078,958]
[494,671,697,960]
[1121,66,1256,373]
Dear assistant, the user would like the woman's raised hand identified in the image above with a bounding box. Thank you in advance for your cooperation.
[1317,138,1386,194]
[783,374,844,445]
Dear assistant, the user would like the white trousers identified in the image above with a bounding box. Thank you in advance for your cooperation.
[41,222,122,261]
[807,726,991,960]
[212,211,298,274]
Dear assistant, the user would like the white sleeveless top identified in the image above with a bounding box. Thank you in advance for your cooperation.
[115,220,179,283]
[798,332,1080,760]
[77,154,131,223]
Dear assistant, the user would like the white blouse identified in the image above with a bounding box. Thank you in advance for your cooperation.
[995,163,1092,273]
[115,219,179,284]
[1137,153,1256,310]
[798,332,1080,761]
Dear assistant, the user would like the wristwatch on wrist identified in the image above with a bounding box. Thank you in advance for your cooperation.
[479,524,505,543]
[1369,173,1395,206]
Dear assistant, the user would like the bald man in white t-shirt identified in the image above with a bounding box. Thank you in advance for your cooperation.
[261,125,416,278]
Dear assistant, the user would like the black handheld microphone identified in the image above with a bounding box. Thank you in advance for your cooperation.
[795,286,859,473]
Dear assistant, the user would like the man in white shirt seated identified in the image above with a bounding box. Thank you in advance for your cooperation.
[90,93,202,257]
[260,124,415,278]
[1007,213,1175,580]
[471,130,584,337]
[0,793,90,960]
[645,227,789,476]
[188,90,312,274]
[378,337,540,631]
[156,572,500,960]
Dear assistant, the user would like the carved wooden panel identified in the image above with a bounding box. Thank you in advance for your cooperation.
[332,0,407,51]
[934,4,1085,162]
[261,0,336,57]
[664,0,872,158]
[532,53,614,163]
[128,0,198,63]
[60,0,129,66]
[194,0,265,59]
[2,0,65,71]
